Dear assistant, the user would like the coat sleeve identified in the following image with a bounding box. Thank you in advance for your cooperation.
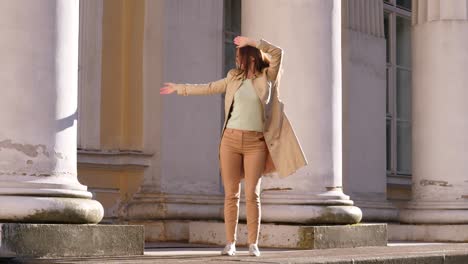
[174,69,235,96]
[256,39,284,82]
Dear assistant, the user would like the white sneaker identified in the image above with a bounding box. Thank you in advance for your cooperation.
[249,244,261,257]
[221,242,236,256]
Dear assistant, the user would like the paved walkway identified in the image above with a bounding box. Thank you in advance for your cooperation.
[4,242,468,263]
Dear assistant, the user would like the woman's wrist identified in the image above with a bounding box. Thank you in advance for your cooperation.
[248,38,258,48]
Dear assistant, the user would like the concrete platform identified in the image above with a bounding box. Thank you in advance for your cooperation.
[3,242,468,263]
[0,223,144,258]
[189,221,387,249]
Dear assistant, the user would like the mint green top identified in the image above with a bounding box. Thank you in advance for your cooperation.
[226,78,264,132]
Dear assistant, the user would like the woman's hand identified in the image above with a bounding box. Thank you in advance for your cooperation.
[234,36,257,48]
[160,82,176,94]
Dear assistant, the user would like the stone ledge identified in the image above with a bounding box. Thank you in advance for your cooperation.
[77,149,154,169]
[0,223,144,258]
[125,220,189,242]
[189,221,387,249]
[389,223,468,242]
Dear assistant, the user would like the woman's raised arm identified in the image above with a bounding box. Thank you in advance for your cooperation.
[256,39,284,82]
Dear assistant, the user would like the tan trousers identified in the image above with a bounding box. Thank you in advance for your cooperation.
[220,127,267,245]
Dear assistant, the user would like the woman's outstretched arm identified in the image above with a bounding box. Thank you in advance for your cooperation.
[160,69,235,96]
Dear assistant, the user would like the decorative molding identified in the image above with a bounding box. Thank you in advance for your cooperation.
[345,0,384,37]
[77,149,154,168]
[260,192,354,205]
[131,193,224,204]
[123,193,225,220]
[387,174,412,186]
[78,0,103,149]
[413,0,468,25]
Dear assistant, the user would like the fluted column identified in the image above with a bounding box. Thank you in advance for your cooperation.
[242,0,362,224]
[341,0,396,221]
[400,0,468,223]
[346,0,384,37]
[0,0,104,223]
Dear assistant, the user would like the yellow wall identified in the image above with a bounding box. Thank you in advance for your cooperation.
[78,166,145,220]
[101,0,145,151]
[78,0,146,221]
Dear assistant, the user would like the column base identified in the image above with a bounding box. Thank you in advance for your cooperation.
[125,203,363,225]
[353,200,399,222]
[261,204,363,224]
[0,196,104,224]
[0,223,144,258]
[189,221,387,249]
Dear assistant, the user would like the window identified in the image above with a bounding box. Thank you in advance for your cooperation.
[221,0,241,127]
[384,0,412,183]
[223,0,241,75]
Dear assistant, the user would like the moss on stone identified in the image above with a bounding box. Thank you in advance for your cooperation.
[21,207,101,224]
[297,227,315,248]
[0,198,103,224]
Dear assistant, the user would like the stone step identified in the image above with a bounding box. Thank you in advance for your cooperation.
[0,223,144,259]
[189,221,387,249]
[2,243,468,263]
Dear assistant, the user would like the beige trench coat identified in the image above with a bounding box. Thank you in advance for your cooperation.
[174,39,308,178]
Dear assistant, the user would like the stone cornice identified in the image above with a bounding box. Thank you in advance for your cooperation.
[413,0,468,25]
[77,149,154,169]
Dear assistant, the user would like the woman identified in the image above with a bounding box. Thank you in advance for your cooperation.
[160,36,308,257]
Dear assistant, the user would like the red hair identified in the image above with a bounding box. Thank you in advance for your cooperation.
[236,46,270,79]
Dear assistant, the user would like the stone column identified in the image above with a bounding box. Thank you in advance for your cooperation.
[242,0,362,224]
[341,0,397,221]
[0,0,103,223]
[399,0,468,224]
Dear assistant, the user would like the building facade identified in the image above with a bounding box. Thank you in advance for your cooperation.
[77,0,468,242]
[2,0,468,243]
